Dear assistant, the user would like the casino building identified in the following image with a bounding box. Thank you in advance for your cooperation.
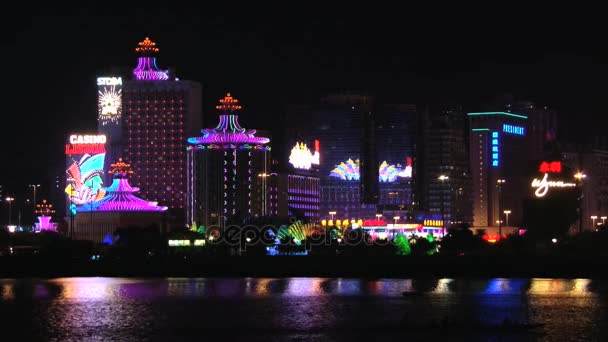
[186,93,271,228]
[121,37,202,217]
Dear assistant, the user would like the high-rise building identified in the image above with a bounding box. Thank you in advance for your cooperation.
[563,147,608,233]
[122,38,202,218]
[186,93,270,228]
[286,94,374,220]
[375,104,417,210]
[286,95,416,221]
[468,111,528,229]
[269,141,321,221]
[421,105,472,226]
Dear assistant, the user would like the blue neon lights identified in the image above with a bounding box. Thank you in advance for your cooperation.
[491,131,499,167]
[503,124,525,135]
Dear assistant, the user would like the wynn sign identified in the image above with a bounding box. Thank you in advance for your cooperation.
[531,161,577,198]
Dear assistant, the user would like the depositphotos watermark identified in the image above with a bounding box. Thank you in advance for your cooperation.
[203,223,400,252]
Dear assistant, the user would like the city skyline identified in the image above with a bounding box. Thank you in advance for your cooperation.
[2,7,606,199]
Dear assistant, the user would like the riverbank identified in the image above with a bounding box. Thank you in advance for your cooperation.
[2,254,608,279]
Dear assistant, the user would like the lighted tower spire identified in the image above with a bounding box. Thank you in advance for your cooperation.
[133,37,169,81]
[35,199,56,217]
[216,93,242,114]
[108,158,134,178]
[187,93,269,144]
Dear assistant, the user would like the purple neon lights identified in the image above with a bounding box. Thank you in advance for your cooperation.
[187,114,270,145]
[75,173,167,212]
[133,57,169,81]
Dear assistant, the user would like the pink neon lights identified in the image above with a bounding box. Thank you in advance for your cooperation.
[133,57,169,81]
[76,173,167,212]
[188,114,270,145]
[188,93,270,146]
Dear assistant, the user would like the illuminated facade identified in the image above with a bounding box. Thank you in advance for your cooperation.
[286,96,417,219]
[65,133,107,209]
[75,158,168,213]
[122,37,202,217]
[97,76,124,184]
[187,93,270,227]
[71,159,168,243]
[468,111,528,228]
[268,141,322,221]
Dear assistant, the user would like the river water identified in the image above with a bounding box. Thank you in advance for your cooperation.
[0,277,606,341]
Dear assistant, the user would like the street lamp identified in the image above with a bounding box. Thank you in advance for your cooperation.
[574,172,587,233]
[503,210,511,227]
[329,211,336,223]
[375,213,382,224]
[602,216,607,226]
[5,197,14,226]
[438,175,449,237]
[496,179,506,237]
[28,184,41,209]
[393,216,400,226]
[591,215,597,229]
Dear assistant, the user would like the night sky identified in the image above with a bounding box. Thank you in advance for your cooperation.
[1,5,606,201]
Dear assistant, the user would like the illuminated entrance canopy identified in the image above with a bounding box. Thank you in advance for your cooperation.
[531,173,576,197]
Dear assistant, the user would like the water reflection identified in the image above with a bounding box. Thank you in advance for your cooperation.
[0,277,606,341]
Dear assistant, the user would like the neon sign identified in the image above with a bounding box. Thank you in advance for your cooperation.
[98,76,122,125]
[69,135,107,144]
[531,173,576,197]
[492,131,499,167]
[288,142,320,170]
[97,77,122,86]
[539,161,561,173]
[503,124,525,135]
[330,159,413,182]
[65,144,106,155]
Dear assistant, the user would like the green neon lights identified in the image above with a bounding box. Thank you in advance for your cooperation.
[467,112,528,119]
[472,128,490,132]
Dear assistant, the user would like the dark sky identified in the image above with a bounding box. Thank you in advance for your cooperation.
[1,5,607,200]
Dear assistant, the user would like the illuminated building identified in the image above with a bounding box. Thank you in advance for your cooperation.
[286,95,417,219]
[522,159,580,237]
[268,141,321,221]
[374,104,417,210]
[563,147,608,232]
[72,158,168,243]
[468,111,528,228]
[122,37,202,218]
[186,93,270,227]
[420,105,472,226]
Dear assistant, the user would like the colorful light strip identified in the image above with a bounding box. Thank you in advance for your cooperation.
[467,112,528,119]
[492,131,499,167]
[133,57,169,81]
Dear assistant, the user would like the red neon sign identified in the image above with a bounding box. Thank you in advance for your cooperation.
[314,139,320,153]
[539,161,561,173]
[65,144,106,155]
